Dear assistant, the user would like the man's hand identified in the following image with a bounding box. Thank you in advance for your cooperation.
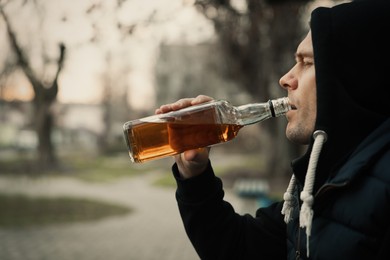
[155,95,213,179]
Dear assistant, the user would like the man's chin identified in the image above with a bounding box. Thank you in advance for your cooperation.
[286,128,311,145]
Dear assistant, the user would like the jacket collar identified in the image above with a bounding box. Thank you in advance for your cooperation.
[329,118,390,185]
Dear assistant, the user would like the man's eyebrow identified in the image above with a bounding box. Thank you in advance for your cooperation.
[294,52,303,62]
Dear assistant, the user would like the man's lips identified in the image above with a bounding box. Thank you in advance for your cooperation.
[287,98,297,110]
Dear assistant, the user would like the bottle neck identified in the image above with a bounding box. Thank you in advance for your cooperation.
[236,97,290,126]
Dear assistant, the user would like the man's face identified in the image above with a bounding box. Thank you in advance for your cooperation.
[279,31,317,145]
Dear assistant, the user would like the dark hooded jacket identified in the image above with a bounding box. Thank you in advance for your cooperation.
[173,1,390,259]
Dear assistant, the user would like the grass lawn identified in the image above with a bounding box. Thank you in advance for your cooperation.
[0,153,141,228]
[0,152,162,182]
[0,193,131,228]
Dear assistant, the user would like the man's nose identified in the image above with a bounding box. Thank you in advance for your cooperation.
[279,69,297,90]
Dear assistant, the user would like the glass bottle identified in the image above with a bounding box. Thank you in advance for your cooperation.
[123,97,290,163]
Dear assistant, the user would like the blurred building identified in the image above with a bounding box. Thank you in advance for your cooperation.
[155,42,252,106]
[154,42,263,152]
[0,101,105,153]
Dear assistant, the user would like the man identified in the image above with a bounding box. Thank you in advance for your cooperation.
[156,1,390,259]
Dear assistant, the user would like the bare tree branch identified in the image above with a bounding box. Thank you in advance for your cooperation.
[0,7,40,92]
[48,43,66,100]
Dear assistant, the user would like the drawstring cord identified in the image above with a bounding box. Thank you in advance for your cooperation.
[281,174,296,223]
[281,130,327,257]
[300,130,327,257]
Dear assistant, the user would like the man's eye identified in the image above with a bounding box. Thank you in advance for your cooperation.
[302,61,313,67]
[302,60,313,66]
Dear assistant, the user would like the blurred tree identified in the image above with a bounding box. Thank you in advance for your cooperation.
[98,52,132,154]
[83,0,155,154]
[0,59,17,122]
[85,0,209,154]
[0,4,66,170]
[194,0,311,176]
[0,0,181,164]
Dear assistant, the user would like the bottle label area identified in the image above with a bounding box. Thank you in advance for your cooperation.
[126,121,242,163]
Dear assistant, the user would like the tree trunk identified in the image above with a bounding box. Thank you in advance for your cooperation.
[34,98,57,168]
[1,8,66,170]
[259,1,307,176]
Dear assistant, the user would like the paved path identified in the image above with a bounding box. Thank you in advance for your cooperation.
[0,172,204,260]
[0,152,265,260]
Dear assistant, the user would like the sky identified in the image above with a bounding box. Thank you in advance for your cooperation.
[0,0,215,109]
[0,0,339,109]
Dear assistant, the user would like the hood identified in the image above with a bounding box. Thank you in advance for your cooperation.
[281,2,390,256]
[292,0,390,190]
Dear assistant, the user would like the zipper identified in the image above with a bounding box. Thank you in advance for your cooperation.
[293,181,348,259]
[295,190,302,259]
[295,250,300,260]
[295,226,301,259]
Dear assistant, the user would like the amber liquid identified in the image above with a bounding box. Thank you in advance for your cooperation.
[125,121,243,163]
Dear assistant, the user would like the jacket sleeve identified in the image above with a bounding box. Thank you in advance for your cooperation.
[173,161,287,260]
